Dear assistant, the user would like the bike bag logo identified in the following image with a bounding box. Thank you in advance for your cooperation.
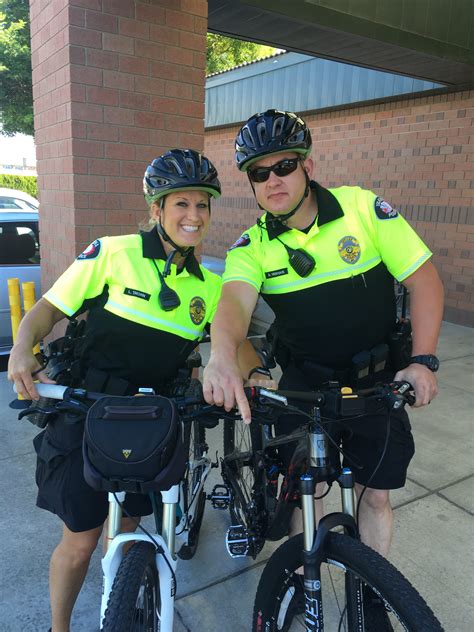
[122,449,132,459]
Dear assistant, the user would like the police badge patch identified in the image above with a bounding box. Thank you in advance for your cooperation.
[374,197,398,220]
[77,239,101,260]
[189,296,206,325]
[228,233,251,251]
[338,236,361,264]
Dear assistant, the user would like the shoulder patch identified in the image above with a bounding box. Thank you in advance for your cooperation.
[77,239,101,260]
[228,233,251,251]
[374,197,398,220]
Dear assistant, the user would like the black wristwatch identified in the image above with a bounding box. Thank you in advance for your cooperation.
[409,354,440,372]
[248,366,272,380]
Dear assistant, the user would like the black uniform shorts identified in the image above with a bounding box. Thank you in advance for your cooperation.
[276,365,415,490]
[33,414,152,533]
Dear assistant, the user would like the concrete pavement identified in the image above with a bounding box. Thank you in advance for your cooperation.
[0,320,472,631]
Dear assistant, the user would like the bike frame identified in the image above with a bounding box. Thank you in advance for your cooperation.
[255,404,365,631]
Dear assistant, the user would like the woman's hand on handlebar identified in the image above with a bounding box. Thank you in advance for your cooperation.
[8,344,56,402]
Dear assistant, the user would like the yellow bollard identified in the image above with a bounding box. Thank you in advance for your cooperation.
[8,278,24,399]
[22,281,41,355]
[7,278,22,344]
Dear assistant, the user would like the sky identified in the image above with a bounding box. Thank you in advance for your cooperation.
[0,133,37,167]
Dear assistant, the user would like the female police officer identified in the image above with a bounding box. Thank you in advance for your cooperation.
[8,149,266,632]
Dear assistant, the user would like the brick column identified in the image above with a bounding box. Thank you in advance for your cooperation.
[30,0,207,292]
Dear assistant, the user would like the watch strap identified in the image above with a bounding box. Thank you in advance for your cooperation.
[248,366,272,380]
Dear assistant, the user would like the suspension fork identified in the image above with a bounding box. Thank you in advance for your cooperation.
[299,407,333,631]
[300,410,363,631]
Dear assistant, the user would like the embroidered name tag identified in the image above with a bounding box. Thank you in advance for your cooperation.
[124,288,151,301]
[265,268,288,279]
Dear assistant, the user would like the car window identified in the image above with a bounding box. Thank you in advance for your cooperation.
[0,221,40,265]
[0,196,23,210]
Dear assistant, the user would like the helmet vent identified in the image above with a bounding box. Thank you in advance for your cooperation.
[272,116,285,140]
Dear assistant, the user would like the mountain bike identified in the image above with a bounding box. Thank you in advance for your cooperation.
[18,379,217,632]
[214,382,443,631]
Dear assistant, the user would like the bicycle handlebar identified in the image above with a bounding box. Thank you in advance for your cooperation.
[15,380,414,428]
[245,381,415,418]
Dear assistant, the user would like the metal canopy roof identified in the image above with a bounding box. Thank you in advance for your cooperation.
[208,0,474,87]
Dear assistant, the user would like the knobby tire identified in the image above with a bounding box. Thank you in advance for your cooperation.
[252,532,443,632]
[102,541,160,632]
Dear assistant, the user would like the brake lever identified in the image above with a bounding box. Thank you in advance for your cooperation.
[18,406,57,420]
[384,381,416,409]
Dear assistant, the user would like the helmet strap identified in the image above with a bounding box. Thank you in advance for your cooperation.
[156,215,193,260]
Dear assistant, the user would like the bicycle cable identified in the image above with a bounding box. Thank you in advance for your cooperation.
[279,401,366,470]
[355,409,392,528]
[112,492,177,586]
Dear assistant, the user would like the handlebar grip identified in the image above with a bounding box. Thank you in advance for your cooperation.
[13,383,68,400]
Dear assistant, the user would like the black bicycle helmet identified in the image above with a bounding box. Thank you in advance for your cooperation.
[143,149,221,206]
[235,109,312,172]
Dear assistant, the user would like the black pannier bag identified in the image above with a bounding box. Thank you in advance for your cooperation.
[83,395,186,494]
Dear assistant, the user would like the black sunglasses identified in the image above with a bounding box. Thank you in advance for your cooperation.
[247,157,300,183]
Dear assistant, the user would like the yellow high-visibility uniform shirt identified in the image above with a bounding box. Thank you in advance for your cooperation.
[44,229,221,389]
[223,182,431,369]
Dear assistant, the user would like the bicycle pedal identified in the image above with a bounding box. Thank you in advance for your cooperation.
[226,524,249,558]
[207,484,231,509]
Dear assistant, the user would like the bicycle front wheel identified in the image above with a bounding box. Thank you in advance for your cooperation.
[253,532,443,632]
[102,541,160,631]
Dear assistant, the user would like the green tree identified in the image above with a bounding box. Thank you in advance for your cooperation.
[207,33,278,75]
[0,0,33,136]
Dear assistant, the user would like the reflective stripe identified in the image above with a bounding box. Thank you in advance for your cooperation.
[222,275,261,291]
[262,256,382,293]
[397,252,432,281]
[44,293,75,317]
[106,300,203,338]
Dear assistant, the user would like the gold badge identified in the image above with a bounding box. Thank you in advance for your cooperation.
[189,296,206,325]
[122,449,132,459]
[338,236,361,264]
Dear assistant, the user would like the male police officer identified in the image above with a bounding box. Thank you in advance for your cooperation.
[203,109,443,627]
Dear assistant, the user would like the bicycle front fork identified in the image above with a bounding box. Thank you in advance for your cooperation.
[300,466,361,631]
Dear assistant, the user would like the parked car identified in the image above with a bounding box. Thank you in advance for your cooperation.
[0,187,39,211]
[0,195,40,356]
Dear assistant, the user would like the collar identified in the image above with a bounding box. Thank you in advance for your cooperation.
[140,228,204,281]
[264,181,344,240]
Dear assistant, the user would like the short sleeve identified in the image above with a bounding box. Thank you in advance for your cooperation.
[363,192,432,281]
[43,238,110,316]
[204,273,222,323]
[222,229,264,291]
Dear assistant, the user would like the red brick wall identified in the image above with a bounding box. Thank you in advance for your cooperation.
[30,0,207,293]
[204,90,474,327]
